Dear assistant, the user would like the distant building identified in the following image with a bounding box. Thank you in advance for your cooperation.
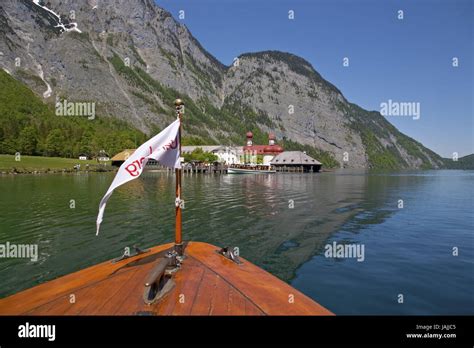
[243,131,283,165]
[182,146,242,165]
[271,151,322,172]
[97,150,110,162]
[111,149,135,167]
[110,149,169,167]
[78,154,89,160]
[212,146,241,164]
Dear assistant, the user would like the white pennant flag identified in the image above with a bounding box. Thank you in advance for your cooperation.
[96,118,181,235]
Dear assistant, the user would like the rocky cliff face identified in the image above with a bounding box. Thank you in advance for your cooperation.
[0,0,445,168]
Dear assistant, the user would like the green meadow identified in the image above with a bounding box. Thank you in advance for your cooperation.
[0,154,110,172]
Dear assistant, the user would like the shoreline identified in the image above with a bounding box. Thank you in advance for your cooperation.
[1,167,471,176]
[0,167,117,175]
[0,154,116,175]
[1,155,471,176]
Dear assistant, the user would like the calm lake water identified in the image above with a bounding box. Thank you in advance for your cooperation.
[0,170,472,314]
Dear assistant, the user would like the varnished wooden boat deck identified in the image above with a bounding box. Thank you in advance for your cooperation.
[0,242,332,315]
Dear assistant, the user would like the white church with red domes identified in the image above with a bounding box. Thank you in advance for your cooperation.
[123,129,321,171]
[242,131,284,165]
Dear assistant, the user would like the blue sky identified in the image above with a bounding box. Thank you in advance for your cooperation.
[156,0,473,157]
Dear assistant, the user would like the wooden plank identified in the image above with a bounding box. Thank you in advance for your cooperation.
[77,267,141,315]
[227,287,249,315]
[91,267,144,315]
[245,298,265,315]
[186,242,333,315]
[60,283,104,315]
[107,262,158,315]
[0,243,173,315]
[208,274,232,315]
[27,267,140,315]
[24,295,69,315]
[190,268,218,315]
[150,258,203,315]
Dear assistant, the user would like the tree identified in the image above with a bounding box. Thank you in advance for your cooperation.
[183,147,218,163]
[18,126,39,155]
[45,129,65,157]
[79,131,94,156]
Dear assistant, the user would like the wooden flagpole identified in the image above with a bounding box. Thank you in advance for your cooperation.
[174,99,184,257]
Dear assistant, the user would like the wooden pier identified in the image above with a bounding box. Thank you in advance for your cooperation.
[274,165,319,173]
[151,164,320,174]
[154,163,228,174]
[183,163,228,174]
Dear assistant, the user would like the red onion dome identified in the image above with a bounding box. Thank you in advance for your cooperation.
[263,146,274,152]
[268,133,276,140]
[264,145,284,153]
[272,145,284,153]
[246,131,253,138]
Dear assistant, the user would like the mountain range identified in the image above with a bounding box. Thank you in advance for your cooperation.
[0,0,452,168]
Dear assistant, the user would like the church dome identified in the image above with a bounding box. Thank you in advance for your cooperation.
[264,145,283,153]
